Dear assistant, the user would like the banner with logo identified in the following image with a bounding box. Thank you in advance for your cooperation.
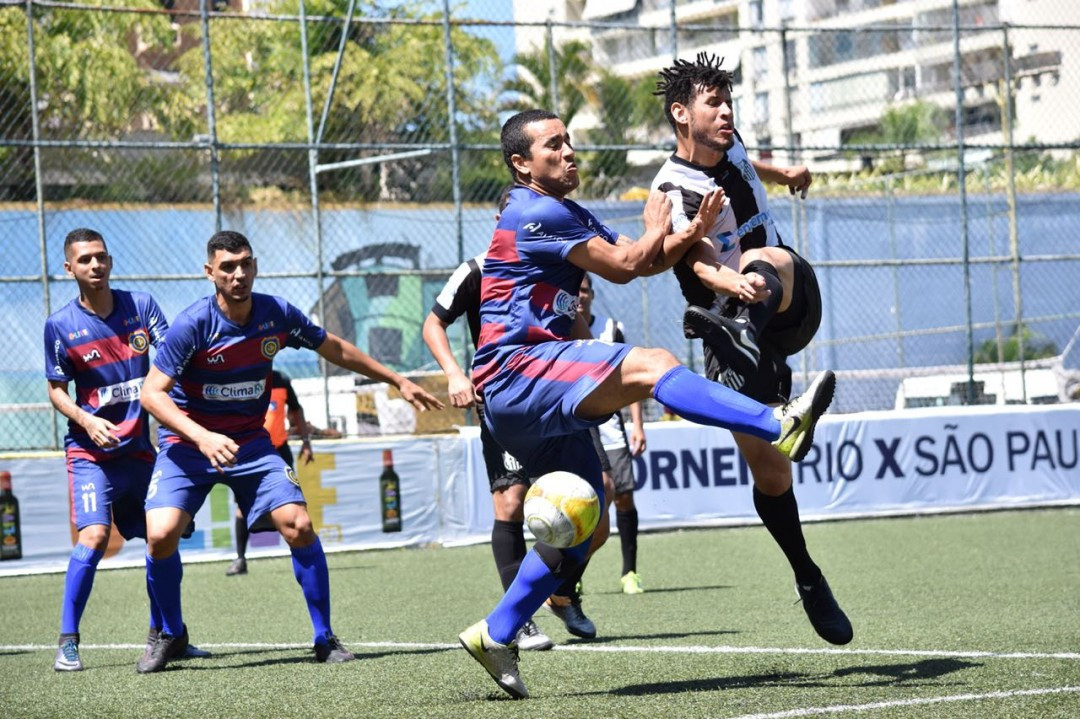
[1,404,1077,576]
[626,404,1080,527]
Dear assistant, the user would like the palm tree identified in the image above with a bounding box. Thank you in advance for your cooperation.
[502,38,592,124]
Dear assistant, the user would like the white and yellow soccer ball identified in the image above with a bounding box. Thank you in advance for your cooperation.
[524,471,601,548]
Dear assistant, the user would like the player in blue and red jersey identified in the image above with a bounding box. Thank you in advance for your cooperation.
[458,110,837,699]
[44,228,208,672]
[137,231,442,673]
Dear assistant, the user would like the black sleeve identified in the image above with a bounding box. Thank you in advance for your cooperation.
[274,370,302,412]
[430,259,481,325]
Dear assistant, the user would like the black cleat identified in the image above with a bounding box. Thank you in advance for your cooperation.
[314,635,355,663]
[225,557,247,576]
[684,305,760,377]
[797,575,853,645]
[543,596,596,639]
[137,631,176,674]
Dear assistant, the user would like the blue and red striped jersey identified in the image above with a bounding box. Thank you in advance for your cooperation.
[44,289,169,458]
[153,293,326,444]
[472,186,618,390]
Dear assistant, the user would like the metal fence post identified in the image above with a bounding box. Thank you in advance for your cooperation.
[669,0,677,61]
[1001,23,1027,401]
[545,18,558,113]
[25,0,57,448]
[298,0,331,427]
[951,0,975,403]
[198,0,221,230]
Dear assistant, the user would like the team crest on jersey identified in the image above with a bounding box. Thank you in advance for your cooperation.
[552,289,578,318]
[129,329,149,354]
[285,466,300,487]
[261,336,280,359]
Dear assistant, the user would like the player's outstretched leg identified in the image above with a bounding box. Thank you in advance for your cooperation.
[770,370,835,462]
[459,620,529,699]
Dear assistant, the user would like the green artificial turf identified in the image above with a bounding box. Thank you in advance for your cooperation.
[1,508,1077,718]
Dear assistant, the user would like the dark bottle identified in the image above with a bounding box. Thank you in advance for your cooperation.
[380,450,402,533]
[0,471,22,561]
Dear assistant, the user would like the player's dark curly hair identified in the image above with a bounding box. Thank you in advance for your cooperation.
[64,228,107,256]
[654,52,734,131]
[500,109,559,181]
[207,230,252,260]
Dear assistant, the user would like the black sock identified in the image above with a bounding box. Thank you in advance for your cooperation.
[554,560,589,600]
[615,508,638,575]
[753,486,821,586]
[491,519,527,592]
[736,260,783,335]
[234,516,248,559]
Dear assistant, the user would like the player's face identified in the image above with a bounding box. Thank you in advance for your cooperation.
[578,278,593,315]
[687,84,735,154]
[64,240,112,291]
[514,119,579,197]
[206,248,257,303]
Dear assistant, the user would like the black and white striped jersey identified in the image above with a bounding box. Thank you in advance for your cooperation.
[650,131,781,306]
[430,252,485,348]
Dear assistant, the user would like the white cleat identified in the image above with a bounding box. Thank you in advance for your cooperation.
[772,370,835,462]
[515,620,554,651]
[458,620,529,699]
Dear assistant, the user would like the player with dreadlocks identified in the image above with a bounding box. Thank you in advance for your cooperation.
[648,52,853,645]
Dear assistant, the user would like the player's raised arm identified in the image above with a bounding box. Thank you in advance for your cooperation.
[316,331,444,412]
[640,187,725,276]
[140,366,240,473]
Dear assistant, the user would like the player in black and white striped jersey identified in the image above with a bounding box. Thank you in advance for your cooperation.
[649,53,852,645]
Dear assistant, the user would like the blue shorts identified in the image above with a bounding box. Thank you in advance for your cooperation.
[481,339,630,493]
[67,451,154,540]
[146,435,305,529]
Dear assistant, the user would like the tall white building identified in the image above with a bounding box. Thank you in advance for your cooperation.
[512,0,1078,167]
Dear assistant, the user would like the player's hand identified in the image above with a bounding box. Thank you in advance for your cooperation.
[688,188,725,239]
[83,415,121,448]
[715,271,770,303]
[628,426,646,457]
[398,379,445,412]
[196,431,239,474]
[642,190,672,235]
[447,371,478,409]
[782,166,812,199]
[298,441,314,465]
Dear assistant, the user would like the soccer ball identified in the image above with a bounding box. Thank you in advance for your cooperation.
[524,471,601,548]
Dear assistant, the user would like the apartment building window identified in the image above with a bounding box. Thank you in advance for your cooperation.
[778,0,794,21]
[754,91,769,123]
[748,0,763,28]
[753,47,768,81]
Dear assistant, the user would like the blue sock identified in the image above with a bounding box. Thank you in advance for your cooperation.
[59,543,104,635]
[485,550,566,645]
[145,551,184,637]
[146,573,163,632]
[654,365,780,440]
[291,538,332,645]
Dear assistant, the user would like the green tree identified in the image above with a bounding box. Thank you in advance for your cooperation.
[582,69,661,196]
[166,0,502,201]
[974,324,1057,364]
[845,100,949,173]
[0,1,176,199]
[502,37,591,124]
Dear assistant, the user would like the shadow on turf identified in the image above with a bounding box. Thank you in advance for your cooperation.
[573,658,982,697]
[584,584,734,597]
[562,629,740,645]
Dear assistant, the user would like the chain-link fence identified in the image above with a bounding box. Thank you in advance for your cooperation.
[3,0,1079,449]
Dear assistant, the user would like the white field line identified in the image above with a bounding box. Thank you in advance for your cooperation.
[725,686,1080,719]
[2,641,1079,661]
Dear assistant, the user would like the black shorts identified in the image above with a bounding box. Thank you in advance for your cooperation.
[705,246,820,405]
[591,426,612,473]
[479,403,529,492]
